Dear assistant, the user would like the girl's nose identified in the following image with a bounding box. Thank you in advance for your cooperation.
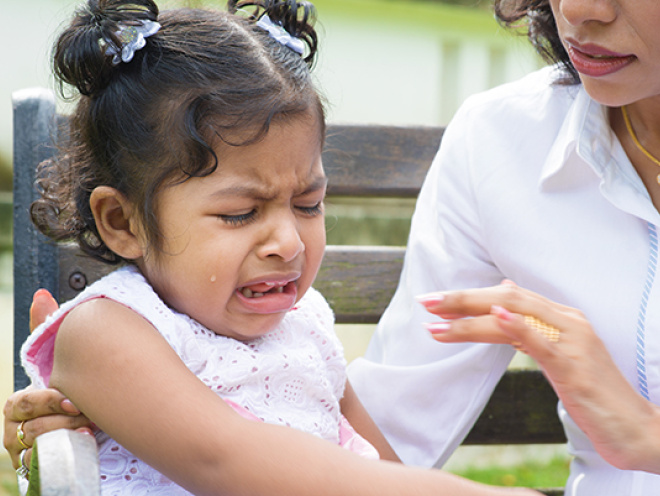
[257,214,305,262]
[556,0,617,27]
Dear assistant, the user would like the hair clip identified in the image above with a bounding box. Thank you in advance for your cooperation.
[256,14,304,55]
[104,19,161,65]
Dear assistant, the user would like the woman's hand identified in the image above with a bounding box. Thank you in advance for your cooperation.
[3,289,92,470]
[418,281,660,474]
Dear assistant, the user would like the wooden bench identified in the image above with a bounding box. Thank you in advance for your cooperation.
[13,88,566,495]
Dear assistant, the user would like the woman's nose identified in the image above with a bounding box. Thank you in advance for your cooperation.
[556,0,617,27]
[257,213,305,262]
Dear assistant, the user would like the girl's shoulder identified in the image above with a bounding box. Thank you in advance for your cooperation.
[21,267,185,388]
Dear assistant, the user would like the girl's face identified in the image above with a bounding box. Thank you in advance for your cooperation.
[138,115,327,341]
[550,0,660,106]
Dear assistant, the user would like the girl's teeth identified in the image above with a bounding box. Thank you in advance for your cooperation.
[241,285,285,298]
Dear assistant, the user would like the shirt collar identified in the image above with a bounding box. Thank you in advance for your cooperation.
[538,83,660,223]
[539,85,614,189]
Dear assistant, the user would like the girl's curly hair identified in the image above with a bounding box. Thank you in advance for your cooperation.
[32,0,324,264]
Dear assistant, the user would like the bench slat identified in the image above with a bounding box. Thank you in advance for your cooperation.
[58,244,403,322]
[316,245,404,323]
[465,370,565,445]
[324,125,441,197]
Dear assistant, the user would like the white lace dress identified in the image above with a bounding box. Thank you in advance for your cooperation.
[22,266,378,495]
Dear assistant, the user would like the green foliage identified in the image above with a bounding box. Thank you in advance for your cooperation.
[0,154,11,192]
[451,455,571,488]
[0,477,19,496]
[24,442,39,496]
[389,0,490,9]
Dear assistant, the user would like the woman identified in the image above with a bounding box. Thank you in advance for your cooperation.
[5,0,660,494]
[347,0,660,494]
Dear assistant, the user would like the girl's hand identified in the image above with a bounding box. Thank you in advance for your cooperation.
[418,281,660,474]
[3,289,92,470]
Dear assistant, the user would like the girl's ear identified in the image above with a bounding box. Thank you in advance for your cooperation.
[90,186,144,260]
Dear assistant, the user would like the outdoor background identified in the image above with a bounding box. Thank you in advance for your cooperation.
[0,0,564,493]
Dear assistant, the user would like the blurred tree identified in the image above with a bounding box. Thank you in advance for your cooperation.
[383,0,490,9]
[0,155,11,192]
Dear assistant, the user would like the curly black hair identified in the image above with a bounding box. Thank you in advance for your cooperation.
[32,0,324,264]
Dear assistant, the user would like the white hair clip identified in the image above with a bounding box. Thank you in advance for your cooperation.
[104,19,161,65]
[256,14,304,55]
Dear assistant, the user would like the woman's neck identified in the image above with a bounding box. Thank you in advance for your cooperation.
[623,99,660,145]
[610,98,660,213]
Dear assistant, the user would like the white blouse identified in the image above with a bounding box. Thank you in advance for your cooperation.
[348,66,660,495]
[23,267,377,494]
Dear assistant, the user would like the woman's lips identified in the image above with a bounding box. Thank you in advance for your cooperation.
[566,42,636,78]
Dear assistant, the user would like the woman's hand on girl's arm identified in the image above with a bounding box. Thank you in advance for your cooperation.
[3,387,91,469]
[3,289,90,469]
[419,281,660,474]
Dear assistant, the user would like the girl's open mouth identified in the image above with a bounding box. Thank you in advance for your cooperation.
[236,280,298,313]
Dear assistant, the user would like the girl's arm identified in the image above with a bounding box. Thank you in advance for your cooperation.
[52,297,540,496]
[340,380,401,462]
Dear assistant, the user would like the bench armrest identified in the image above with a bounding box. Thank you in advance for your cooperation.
[26,429,100,496]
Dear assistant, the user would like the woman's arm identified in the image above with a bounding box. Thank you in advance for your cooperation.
[51,297,539,496]
[420,282,660,474]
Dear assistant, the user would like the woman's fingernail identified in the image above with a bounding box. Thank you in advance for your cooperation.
[424,322,451,334]
[416,293,445,307]
[491,305,514,321]
[61,399,81,414]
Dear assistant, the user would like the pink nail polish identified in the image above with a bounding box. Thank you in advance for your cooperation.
[491,305,514,321]
[416,294,445,307]
[424,322,451,334]
[61,399,81,414]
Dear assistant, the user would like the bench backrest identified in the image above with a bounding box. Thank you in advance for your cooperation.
[13,88,565,495]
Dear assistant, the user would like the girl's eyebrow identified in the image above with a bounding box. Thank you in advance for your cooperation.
[209,175,328,200]
[301,175,328,195]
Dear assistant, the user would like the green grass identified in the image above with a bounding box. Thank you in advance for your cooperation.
[0,476,19,496]
[451,455,571,488]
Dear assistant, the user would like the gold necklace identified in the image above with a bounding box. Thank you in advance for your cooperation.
[621,105,660,185]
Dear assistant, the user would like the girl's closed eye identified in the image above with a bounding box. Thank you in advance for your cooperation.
[219,210,257,226]
[296,201,324,216]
